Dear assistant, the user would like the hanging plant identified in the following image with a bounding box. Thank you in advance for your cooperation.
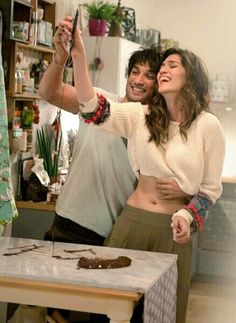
[88,37,104,86]
[89,56,104,71]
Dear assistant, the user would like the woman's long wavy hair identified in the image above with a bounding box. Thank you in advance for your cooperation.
[146,48,210,145]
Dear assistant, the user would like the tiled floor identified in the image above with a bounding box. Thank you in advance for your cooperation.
[186,275,236,323]
[69,275,236,323]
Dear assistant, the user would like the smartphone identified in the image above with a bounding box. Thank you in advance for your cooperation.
[70,8,79,50]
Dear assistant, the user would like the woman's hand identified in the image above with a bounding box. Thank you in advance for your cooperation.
[172,216,190,244]
[156,178,191,200]
[70,21,86,57]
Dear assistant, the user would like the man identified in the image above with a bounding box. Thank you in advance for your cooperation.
[39,31,160,247]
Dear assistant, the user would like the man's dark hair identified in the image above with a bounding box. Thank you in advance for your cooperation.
[127,45,161,76]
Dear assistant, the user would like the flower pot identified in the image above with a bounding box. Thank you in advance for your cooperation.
[108,21,123,37]
[88,19,107,36]
[49,175,59,185]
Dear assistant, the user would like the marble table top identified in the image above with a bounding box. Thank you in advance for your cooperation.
[0,237,177,294]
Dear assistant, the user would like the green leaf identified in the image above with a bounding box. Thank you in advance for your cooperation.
[36,125,62,178]
[84,1,117,21]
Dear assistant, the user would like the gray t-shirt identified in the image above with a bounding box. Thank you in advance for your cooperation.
[55,88,136,237]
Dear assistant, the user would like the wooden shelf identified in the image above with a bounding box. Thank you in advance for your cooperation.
[16,201,55,211]
[1,0,32,41]
[13,93,41,100]
[16,42,55,54]
[14,0,32,6]
[38,0,55,5]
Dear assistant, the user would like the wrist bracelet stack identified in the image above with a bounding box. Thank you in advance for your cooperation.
[81,94,110,125]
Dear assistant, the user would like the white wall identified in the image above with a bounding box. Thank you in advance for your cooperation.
[56,0,79,23]
[78,0,236,103]
[119,0,236,179]
[55,0,236,178]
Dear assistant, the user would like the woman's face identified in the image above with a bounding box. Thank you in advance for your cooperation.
[157,54,186,96]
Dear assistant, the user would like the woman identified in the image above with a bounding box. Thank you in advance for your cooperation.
[68,23,225,323]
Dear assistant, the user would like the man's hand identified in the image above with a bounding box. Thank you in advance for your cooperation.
[53,17,72,64]
[156,178,191,200]
[172,216,190,244]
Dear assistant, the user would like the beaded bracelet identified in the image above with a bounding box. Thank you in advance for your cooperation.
[183,192,213,231]
[82,95,101,120]
[81,94,110,125]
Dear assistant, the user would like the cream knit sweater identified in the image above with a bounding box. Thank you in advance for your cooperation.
[82,98,225,219]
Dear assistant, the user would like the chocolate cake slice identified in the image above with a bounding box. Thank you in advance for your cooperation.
[77,256,132,269]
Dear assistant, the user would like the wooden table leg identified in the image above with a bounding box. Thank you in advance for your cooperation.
[107,298,134,323]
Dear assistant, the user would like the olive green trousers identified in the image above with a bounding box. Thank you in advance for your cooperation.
[105,204,192,323]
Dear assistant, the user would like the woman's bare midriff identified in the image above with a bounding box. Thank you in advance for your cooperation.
[127,174,186,214]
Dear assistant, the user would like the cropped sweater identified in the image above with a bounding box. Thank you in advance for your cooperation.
[80,97,225,230]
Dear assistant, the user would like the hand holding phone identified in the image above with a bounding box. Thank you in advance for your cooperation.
[70,9,79,51]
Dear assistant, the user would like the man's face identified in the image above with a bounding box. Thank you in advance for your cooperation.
[125,63,157,104]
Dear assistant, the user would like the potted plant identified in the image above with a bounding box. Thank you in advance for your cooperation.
[84,1,117,36]
[36,109,62,184]
[108,0,124,37]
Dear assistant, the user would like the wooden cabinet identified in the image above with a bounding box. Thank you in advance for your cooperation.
[3,41,55,96]
[13,201,54,240]
[0,0,32,43]
[0,0,56,43]
[32,0,56,30]
[1,0,56,152]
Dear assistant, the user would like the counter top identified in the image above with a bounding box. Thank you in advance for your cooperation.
[222,176,236,184]
[0,237,177,293]
[0,237,178,322]
[16,201,55,211]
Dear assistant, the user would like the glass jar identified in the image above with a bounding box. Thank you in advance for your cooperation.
[211,73,231,103]
[15,67,23,94]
